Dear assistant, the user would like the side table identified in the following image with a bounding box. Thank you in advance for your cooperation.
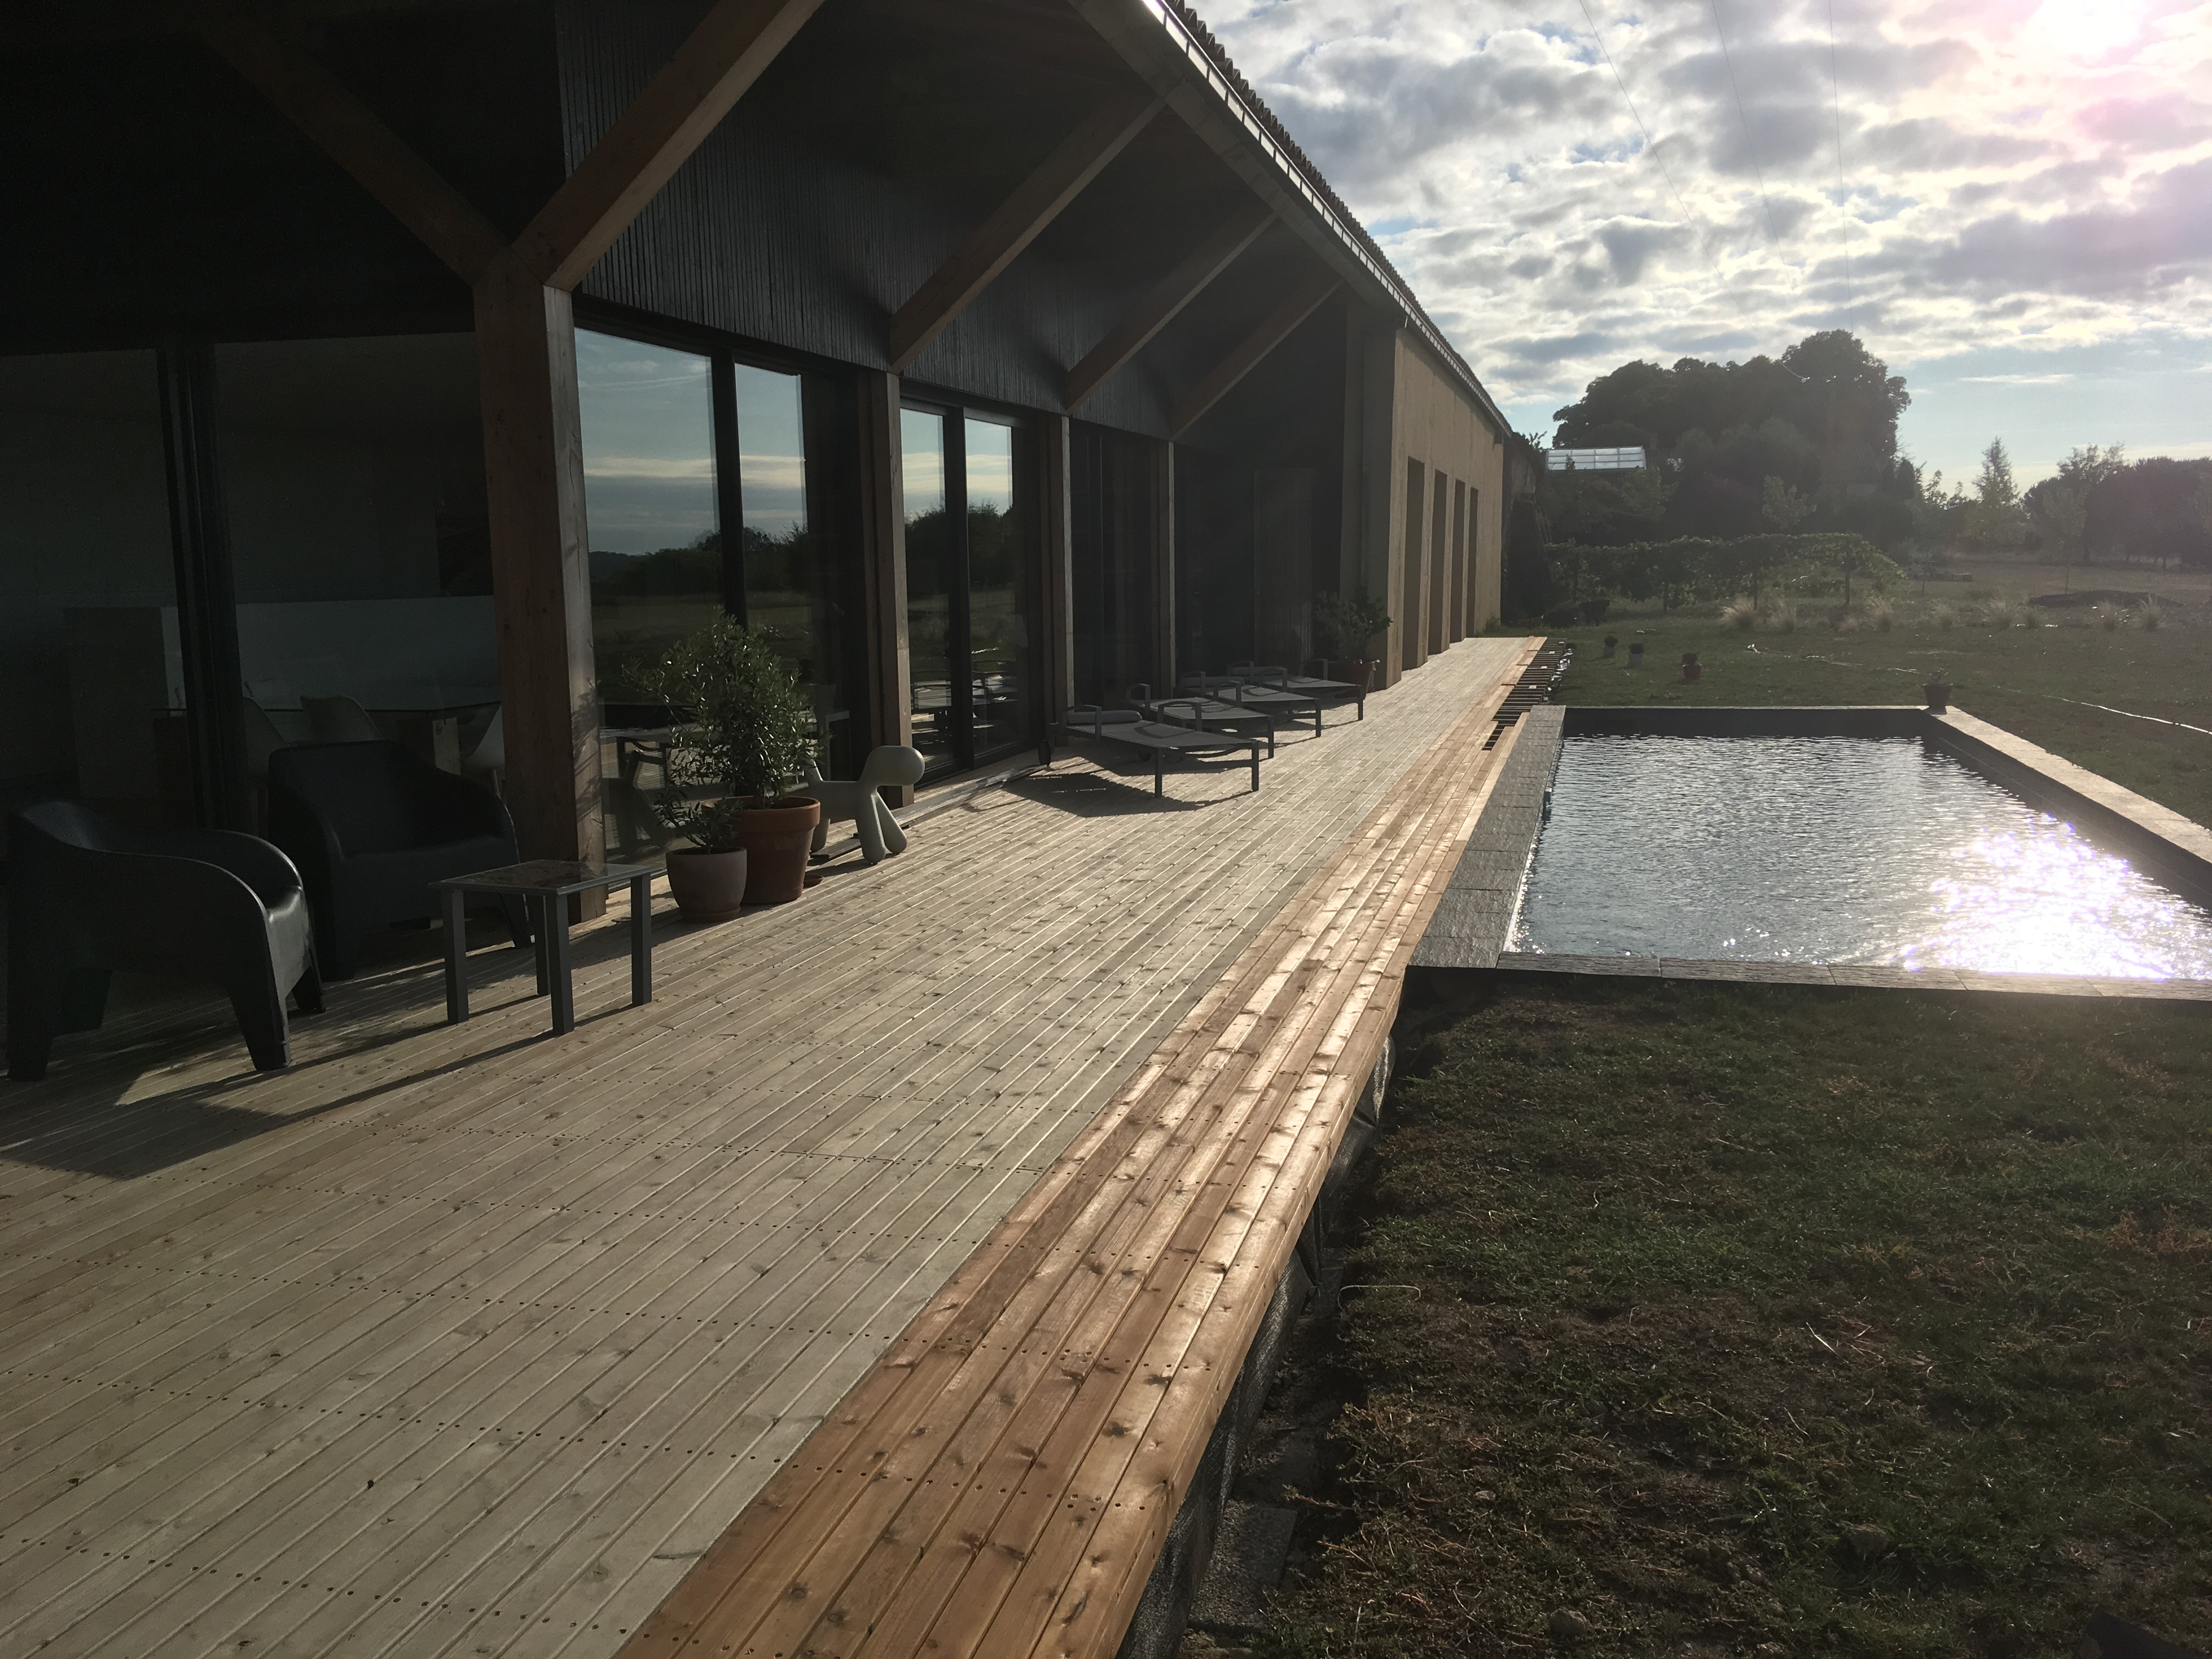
[434,860,657,1035]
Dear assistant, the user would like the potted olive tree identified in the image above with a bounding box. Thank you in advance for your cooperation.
[650,616,822,916]
[1312,590,1391,692]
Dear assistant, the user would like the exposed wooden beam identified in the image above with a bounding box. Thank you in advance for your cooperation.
[1064,200,1272,411]
[198,11,508,285]
[515,0,828,290]
[889,87,1164,373]
[1168,269,1341,438]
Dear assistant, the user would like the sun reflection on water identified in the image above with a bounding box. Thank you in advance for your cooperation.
[1513,735,2212,979]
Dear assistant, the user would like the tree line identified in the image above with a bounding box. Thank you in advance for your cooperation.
[1531,331,2211,572]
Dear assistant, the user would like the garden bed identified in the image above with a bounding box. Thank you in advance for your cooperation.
[1255,977,2212,1657]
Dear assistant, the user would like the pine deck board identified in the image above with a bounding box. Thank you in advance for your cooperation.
[0,639,1530,1659]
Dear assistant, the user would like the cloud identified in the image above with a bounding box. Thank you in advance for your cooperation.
[1199,0,2212,444]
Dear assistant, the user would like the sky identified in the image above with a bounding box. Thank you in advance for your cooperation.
[1200,0,2212,486]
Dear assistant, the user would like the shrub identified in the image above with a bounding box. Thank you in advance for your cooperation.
[1719,596,1758,630]
[2137,601,2165,632]
[1866,597,1895,632]
[1933,602,1958,631]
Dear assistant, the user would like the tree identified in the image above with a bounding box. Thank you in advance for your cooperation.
[1962,438,2026,548]
[1547,331,1918,550]
[2024,444,2125,559]
[1762,476,1814,531]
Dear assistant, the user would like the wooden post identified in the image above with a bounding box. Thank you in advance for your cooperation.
[1152,438,1176,685]
[1398,455,1425,676]
[1427,470,1449,658]
[473,255,605,892]
[856,370,914,802]
[1449,479,1469,644]
[1040,414,1075,718]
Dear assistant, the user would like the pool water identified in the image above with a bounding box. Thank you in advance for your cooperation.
[1510,735,2212,979]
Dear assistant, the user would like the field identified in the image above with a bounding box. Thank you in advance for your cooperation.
[1534,567,2212,830]
[1260,977,2212,1658]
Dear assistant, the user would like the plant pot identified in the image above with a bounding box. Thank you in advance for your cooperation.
[736,796,822,905]
[664,847,749,923]
[1683,652,1701,682]
[1925,682,1951,712]
[1628,643,1645,666]
[1328,659,1376,692]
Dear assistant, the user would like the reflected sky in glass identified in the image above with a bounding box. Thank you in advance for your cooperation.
[575,330,715,556]
[964,417,1013,513]
[1513,735,2212,979]
[734,365,804,537]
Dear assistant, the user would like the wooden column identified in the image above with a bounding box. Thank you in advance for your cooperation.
[1398,455,1425,675]
[1427,470,1449,658]
[1448,479,1469,644]
[856,370,914,801]
[473,256,605,885]
[1152,438,1176,685]
[1040,414,1075,718]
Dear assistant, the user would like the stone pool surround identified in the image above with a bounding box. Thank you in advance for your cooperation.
[1409,704,2212,1002]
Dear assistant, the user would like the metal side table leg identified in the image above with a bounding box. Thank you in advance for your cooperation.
[629,873,653,1006]
[532,894,551,997]
[548,897,574,1035]
[442,887,469,1023]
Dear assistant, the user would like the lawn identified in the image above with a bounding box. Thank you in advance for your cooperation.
[1260,978,2212,1658]
[1533,580,2212,830]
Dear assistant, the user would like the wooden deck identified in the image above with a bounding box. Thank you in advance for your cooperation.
[0,636,1532,1659]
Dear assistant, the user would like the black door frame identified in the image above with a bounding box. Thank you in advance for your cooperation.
[900,396,1040,777]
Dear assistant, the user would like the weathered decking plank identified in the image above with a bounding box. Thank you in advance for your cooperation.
[0,637,1530,1658]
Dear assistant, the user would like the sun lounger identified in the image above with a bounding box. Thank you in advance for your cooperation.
[1179,673,1324,736]
[1238,660,1368,719]
[1040,703,1263,795]
[1128,683,1276,756]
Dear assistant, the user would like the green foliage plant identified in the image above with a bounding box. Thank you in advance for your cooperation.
[647,615,816,851]
[1313,590,1392,661]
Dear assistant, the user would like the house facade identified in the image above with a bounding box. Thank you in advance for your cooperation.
[2,0,1510,871]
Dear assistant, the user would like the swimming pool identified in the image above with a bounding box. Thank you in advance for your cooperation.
[1509,731,2212,979]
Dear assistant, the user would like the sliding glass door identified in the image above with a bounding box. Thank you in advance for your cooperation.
[901,402,1038,778]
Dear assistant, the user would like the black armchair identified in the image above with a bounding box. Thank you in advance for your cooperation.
[7,802,322,1080]
[266,741,530,980]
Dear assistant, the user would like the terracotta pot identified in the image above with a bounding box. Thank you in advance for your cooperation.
[736,797,822,905]
[1682,652,1701,682]
[1925,681,1951,712]
[1328,659,1376,691]
[664,847,749,924]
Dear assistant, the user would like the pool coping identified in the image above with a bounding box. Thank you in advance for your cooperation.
[1408,702,2212,1002]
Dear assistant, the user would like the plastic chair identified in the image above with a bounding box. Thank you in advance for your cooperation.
[7,802,322,1079]
[303,695,382,744]
[267,741,529,979]
[791,746,927,864]
[462,706,504,789]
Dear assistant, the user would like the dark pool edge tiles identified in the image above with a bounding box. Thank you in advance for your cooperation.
[1464,952,2212,1001]
[1411,706,1565,971]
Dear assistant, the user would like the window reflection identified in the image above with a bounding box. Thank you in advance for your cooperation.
[216,334,495,821]
[0,351,183,821]
[964,417,1032,761]
[738,366,845,766]
[578,330,718,861]
[902,409,952,771]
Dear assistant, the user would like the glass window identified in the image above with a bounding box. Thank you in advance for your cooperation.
[215,335,495,820]
[737,365,847,766]
[0,351,183,821]
[901,408,952,772]
[964,417,1034,760]
[577,331,720,861]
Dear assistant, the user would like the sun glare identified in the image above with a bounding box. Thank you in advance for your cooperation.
[2022,0,2149,61]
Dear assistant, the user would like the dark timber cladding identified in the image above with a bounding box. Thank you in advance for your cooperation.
[2,2,1523,1652]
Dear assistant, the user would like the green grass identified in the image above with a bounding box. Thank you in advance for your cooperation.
[1541,585,2212,830]
[1262,980,2212,1658]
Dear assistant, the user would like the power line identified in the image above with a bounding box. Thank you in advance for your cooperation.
[1708,0,1781,248]
[1574,0,1700,234]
